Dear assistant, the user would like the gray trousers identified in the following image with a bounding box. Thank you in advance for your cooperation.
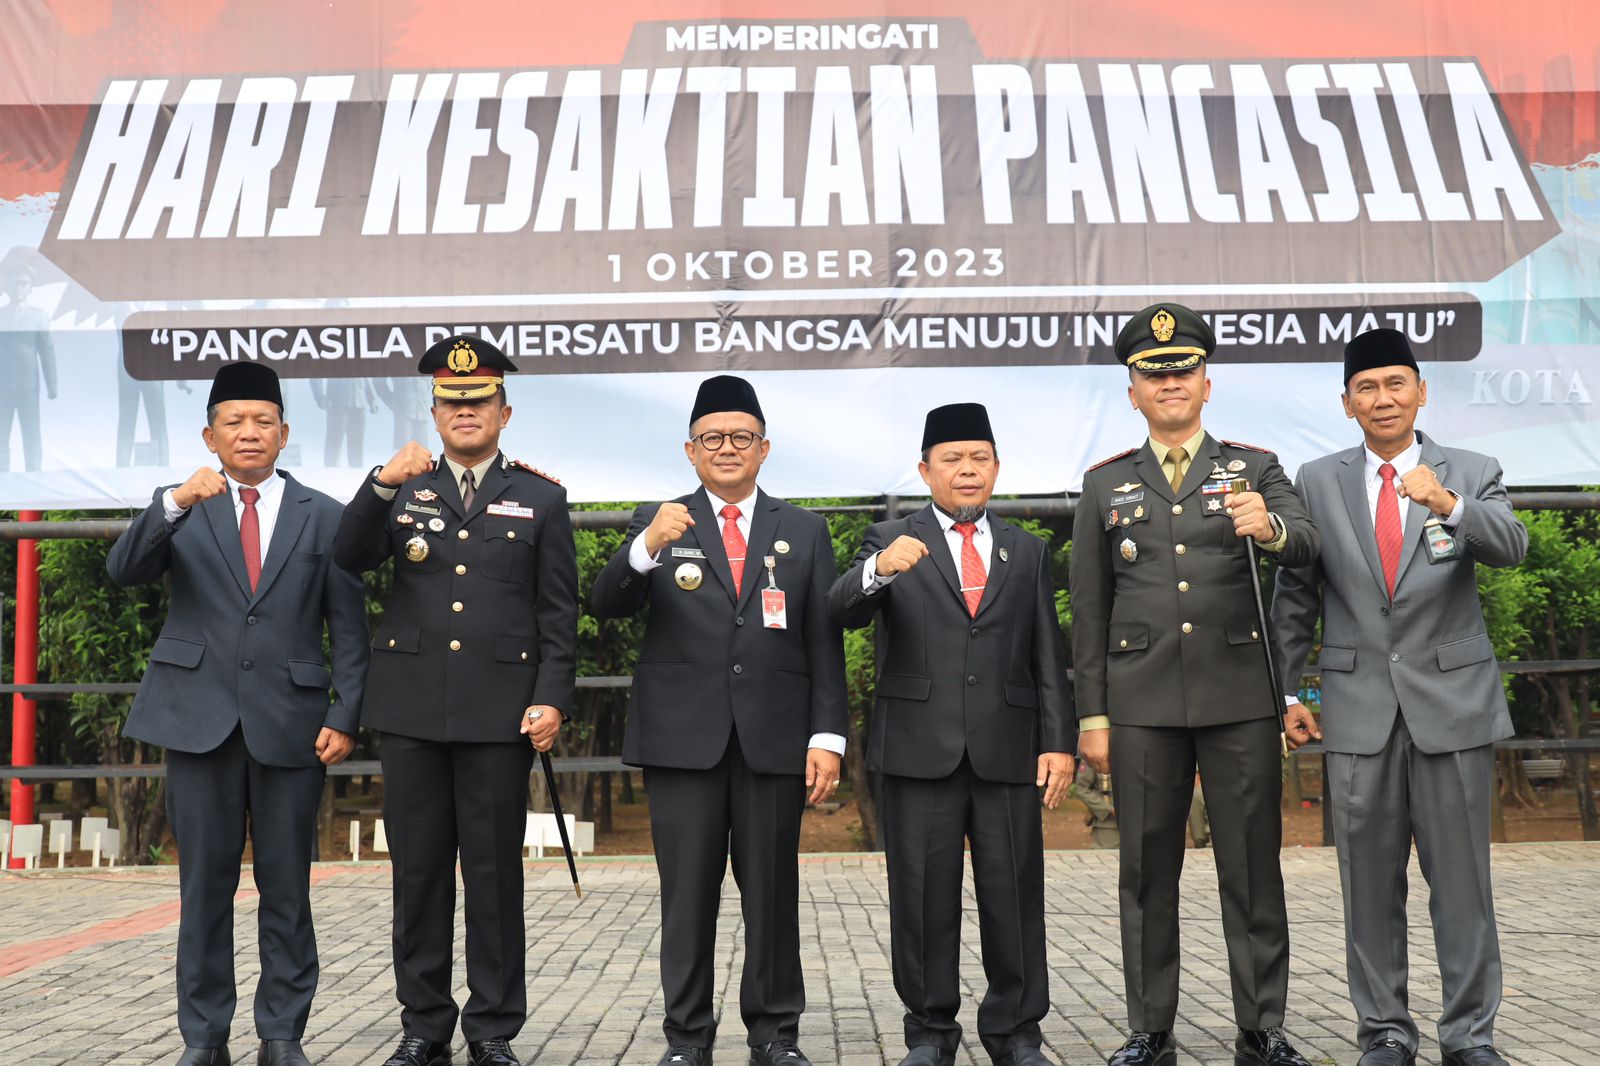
[1327,715,1501,1054]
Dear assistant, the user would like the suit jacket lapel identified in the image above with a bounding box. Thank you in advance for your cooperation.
[459,457,510,526]
[250,473,308,604]
[973,516,1016,619]
[1337,446,1388,598]
[432,456,464,519]
[1394,433,1448,590]
[1175,433,1224,503]
[687,487,738,604]
[735,490,782,615]
[1132,443,1174,504]
[912,506,964,606]
[203,489,252,599]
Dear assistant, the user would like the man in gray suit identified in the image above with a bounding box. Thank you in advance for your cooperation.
[109,362,370,1066]
[1271,329,1527,1066]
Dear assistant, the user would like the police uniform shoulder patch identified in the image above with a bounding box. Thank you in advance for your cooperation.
[506,458,561,484]
[1220,439,1270,453]
[1087,447,1137,472]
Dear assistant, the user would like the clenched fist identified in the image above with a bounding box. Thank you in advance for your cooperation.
[378,441,434,487]
[643,501,696,556]
[1396,463,1455,516]
[874,535,930,576]
[172,467,229,510]
[1223,489,1276,544]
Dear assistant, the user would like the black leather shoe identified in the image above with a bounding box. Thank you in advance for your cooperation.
[1235,1028,1311,1066]
[1358,1039,1415,1066]
[1441,1048,1509,1066]
[258,1040,312,1066]
[382,1035,451,1066]
[467,1039,520,1066]
[177,1049,231,1066]
[1108,1032,1175,1066]
[897,1049,955,1066]
[995,1047,1055,1066]
[658,1046,713,1066]
[751,1042,811,1066]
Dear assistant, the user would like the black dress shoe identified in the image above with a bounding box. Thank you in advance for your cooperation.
[1235,1028,1311,1066]
[382,1035,451,1066]
[658,1046,713,1066]
[1441,1048,1509,1066]
[995,1047,1055,1066]
[1108,1032,1175,1066]
[467,1039,520,1066]
[1358,1039,1415,1066]
[258,1039,313,1066]
[751,1041,812,1066]
[176,1049,232,1066]
[898,1047,955,1066]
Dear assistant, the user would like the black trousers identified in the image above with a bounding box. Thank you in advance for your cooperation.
[165,725,325,1047]
[379,732,534,1042]
[879,759,1048,1060]
[643,733,806,1048]
[1111,717,1289,1032]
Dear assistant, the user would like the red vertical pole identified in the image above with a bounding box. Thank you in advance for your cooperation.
[9,509,41,866]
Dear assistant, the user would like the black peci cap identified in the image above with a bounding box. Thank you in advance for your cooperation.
[419,335,517,400]
[207,362,284,411]
[1114,303,1215,373]
[921,402,994,452]
[1343,328,1419,386]
[690,374,765,426]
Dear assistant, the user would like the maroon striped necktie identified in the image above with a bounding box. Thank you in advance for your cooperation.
[239,486,262,593]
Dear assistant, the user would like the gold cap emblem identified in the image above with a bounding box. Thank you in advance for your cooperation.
[1151,309,1176,343]
[447,340,479,375]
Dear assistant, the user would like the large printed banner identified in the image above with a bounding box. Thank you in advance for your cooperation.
[1,1,1598,507]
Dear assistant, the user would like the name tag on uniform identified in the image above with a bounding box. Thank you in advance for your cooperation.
[404,502,442,516]
[1423,517,1462,562]
[760,555,787,629]
[487,503,535,519]
[671,546,706,559]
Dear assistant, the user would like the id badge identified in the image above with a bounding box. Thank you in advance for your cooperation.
[760,554,787,628]
[1423,517,1462,563]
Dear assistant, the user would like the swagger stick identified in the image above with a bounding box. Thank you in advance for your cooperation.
[539,750,582,898]
[1232,478,1291,757]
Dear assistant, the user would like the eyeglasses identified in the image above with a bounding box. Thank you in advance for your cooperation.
[691,430,763,451]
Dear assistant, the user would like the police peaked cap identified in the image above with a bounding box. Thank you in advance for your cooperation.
[690,375,765,426]
[921,402,994,452]
[1343,327,1419,385]
[1114,303,1215,373]
[419,335,517,400]
[207,362,284,410]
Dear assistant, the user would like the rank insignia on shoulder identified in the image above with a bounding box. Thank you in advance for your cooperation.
[507,458,561,484]
[1088,448,1136,471]
[1221,439,1270,453]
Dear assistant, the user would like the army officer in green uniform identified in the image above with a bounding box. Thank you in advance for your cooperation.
[334,336,579,1066]
[1068,304,1320,1066]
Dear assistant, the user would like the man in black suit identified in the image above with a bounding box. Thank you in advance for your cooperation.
[591,375,848,1066]
[108,363,369,1066]
[334,337,579,1066]
[828,403,1077,1066]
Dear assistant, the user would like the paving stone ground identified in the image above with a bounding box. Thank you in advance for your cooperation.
[2,844,1595,1066]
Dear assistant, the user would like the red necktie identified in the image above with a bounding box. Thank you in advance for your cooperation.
[1375,463,1402,598]
[954,520,986,616]
[720,504,746,597]
[239,486,262,593]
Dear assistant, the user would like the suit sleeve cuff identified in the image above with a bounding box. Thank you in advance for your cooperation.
[628,534,664,573]
[807,732,847,755]
[1258,512,1289,554]
[1077,715,1110,731]
[1441,490,1465,529]
[861,552,896,592]
[161,488,189,524]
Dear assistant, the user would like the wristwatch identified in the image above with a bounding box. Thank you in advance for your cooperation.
[368,464,395,489]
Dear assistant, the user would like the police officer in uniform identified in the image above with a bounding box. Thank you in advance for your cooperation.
[1069,305,1320,1066]
[334,337,579,1066]
[591,375,848,1066]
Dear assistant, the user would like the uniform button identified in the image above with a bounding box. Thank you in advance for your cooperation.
[1172,504,1183,515]
[970,627,980,637]
[1175,544,1187,555]
[735,616,745,627]
[1119,639,1129,649]
[246,615,258,626]
[1251,630,1260,640]
[1390,652,1400,662]
[1181,622,1193,634]
[1380,606,1389,616]
[966,675,977,686]
[507,531,516,540]
[733,664,743,675]
[457,529,469,540]
[242,659,254,670]
[521,652,529,661]
[456,564,467,575]
[450,640,461,651]
[388,639,396,648]
[1178,581,1189,592]
[452,601,463,612]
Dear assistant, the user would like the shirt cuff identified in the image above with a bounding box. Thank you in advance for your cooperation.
[1441,490,1465,529]
[371,481,398,501]
[161,488,188,524]
[807,732,847,755]
[1258,512,1289,554]
[628,534,664,574]
[1284,694,1300,706]
[1077,715,1111,731]
[861,551,897,592]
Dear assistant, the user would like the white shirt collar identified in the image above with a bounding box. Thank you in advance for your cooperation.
[708,485,759,519]
[931,505,991,537]
[1364,433,1422,483]
[226,470,283,504]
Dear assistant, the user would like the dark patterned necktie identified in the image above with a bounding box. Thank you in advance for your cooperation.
[238,486,261,592]
[462,469,476,510]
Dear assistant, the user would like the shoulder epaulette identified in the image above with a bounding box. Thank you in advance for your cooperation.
[505,457,561,484]
[1220,439,1270,453]
[1087,447,1137,472]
